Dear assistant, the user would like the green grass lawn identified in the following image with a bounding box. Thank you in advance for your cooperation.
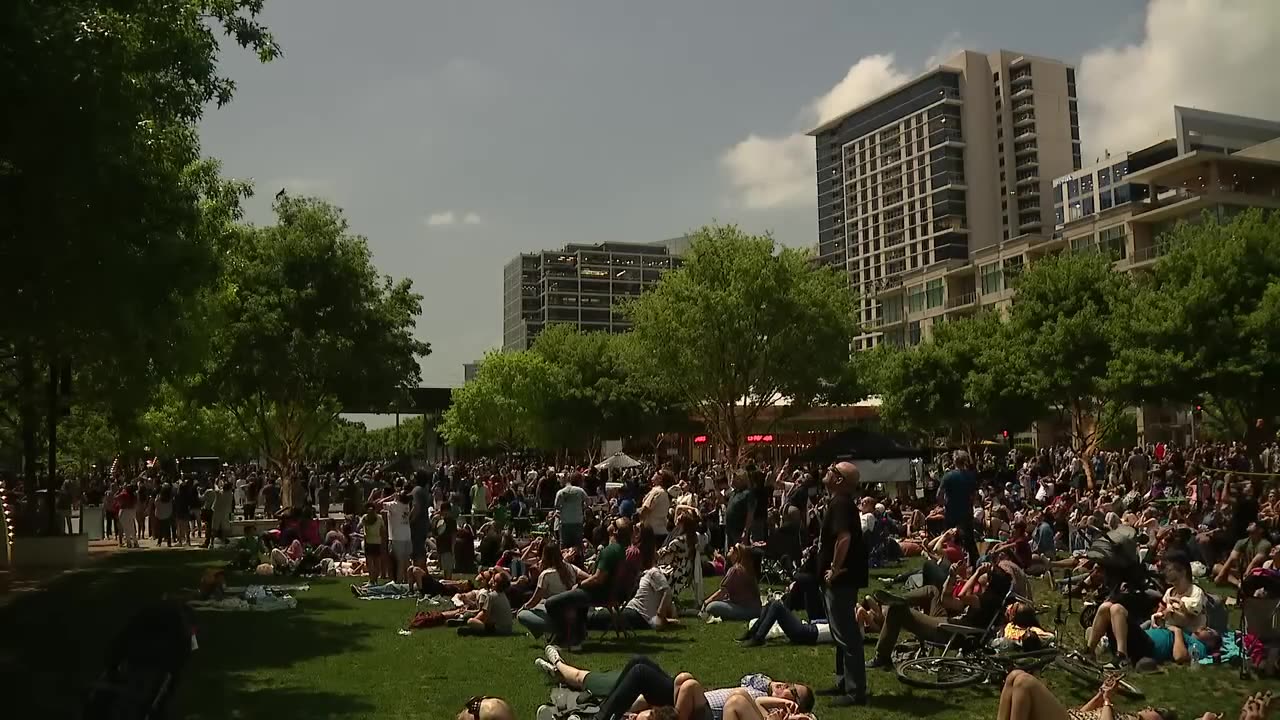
[1,550,1275,719]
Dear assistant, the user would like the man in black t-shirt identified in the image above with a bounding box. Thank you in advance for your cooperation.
[817,461,868,707]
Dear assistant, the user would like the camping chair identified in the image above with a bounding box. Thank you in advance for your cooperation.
[1239,569,1280,678]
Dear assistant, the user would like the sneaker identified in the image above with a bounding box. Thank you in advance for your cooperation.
[535,705,557,720]
[544,644,564,665]
[866,657,894,671]
[534,658,557,678]
[1103,655,1130,671]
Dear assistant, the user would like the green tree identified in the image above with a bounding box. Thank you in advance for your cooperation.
[1112,210,1280,441]
[440,350,554,451]
[622,224,860,464]
[529,325,685,458]
[867,312,1044,443]
[1007,251,1132,472]
[201,196,429,505]
[0,0,277,529]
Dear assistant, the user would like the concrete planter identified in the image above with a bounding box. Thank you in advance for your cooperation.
[9,534,89,570]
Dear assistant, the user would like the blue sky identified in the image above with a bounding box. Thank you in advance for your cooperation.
[199,0,1279,389]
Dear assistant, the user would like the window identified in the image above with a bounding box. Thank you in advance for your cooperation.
[1055,206,1064,225]
[1112,161,1129,180]
[1100,225,1128,259]
[1100,190,1113,210]
[1098,167,1111,187]
[1071,233,1096,253]
[908,321,922,346]
[1080,175,1094,194]
[1082,197,1095,216]
[883,296,904,323]
[925,279,943,309]
[907,284,925,313]
[1113,184,1131,204]
[980,262,1003,295]
[1068,178,1080,197]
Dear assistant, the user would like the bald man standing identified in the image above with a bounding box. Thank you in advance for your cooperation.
[816,461,869,707]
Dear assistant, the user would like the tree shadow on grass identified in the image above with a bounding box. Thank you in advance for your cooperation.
[867,690,967,716]
[0,551,383,720]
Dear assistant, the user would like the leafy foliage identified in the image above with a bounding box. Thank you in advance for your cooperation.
[201,195,430,477]
[1112,209,1280,438]
[439,350,554,451]
[621,224,861,463]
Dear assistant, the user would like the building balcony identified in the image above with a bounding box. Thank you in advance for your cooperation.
[1010,71,1033,85]
[1014,129,1037,142]
[1014,113,1036,128]
[1012,99,1035,111]
[1015,144,1038,157]
[1015,174,1040,187]
[1018,202,1042,214]
[1015,158,1040,171]
[1129,244,1164,265]
[1011,86,1034,100]
[1015,188,1040,199]
[1019,217,1043,230]
[945,291,977,309]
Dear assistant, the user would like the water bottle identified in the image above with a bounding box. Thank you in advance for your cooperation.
[1189,638,1204,670]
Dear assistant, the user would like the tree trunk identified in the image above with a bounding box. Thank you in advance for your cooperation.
[19,349,37,498]
[45,359,59,534]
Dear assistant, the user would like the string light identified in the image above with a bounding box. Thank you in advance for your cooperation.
[1,475,15,559]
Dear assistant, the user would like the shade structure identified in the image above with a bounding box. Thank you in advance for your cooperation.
[594,452,641,470]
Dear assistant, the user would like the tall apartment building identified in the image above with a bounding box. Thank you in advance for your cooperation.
[502,237,689,351]
[809,49,1080,349]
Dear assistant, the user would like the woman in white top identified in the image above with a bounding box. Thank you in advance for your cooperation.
[1156,556,1206,630]
[517,540,586,638]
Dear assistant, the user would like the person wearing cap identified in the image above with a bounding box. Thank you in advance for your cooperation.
[816,461,868,707]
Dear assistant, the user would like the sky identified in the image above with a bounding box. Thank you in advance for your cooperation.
[199,0,1280,391]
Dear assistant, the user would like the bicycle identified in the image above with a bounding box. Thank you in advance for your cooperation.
[1048,604,1145,699]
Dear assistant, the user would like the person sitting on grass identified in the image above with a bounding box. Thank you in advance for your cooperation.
[456,571,515,637]
[1214,521,1273,588]
[532,648,814,720]
[518,540,588,638]
[701,543,761,621]
[1086,556,1219,670]
[455,696,515,720]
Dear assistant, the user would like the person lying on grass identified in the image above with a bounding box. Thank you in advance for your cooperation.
[455,696,515,720]
[350,557,472,598]
[998,669,1267,720]
[441,572,515,636]
[532,647,813,720]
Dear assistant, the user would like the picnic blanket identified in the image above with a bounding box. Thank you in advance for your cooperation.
[188,585,298,612]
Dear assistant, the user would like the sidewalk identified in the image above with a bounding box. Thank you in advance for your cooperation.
[0,538,209,602]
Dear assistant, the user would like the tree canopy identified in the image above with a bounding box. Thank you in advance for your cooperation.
[622,224,861,463]
[201,195,429,488]
[440,350,555,452]
[1112,209,1280,440]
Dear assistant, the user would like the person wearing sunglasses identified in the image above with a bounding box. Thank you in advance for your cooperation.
[456,696,514,720]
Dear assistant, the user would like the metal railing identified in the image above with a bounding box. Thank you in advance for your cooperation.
[946,292,977,309]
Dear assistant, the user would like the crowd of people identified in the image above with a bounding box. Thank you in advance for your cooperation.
[34,437,1280,720]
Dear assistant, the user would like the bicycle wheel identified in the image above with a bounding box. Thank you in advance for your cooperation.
[1053,652,1145,699]
[896,656,988,690]
[1002,647,1058,673]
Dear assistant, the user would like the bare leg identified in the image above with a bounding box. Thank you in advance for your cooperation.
[552,661,590,691]
[1086,602,1113,651]
[676,679,714,720]
[1003,671,1071,720]
[720,689,767,720]
[1108,604,1131,657]
[1170,626,1189,664]
[1214,552,1241,584]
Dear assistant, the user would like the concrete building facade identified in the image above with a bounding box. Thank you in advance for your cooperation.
[867,106,1280,351]
[810,49,1080,350]
[502,238,688,351]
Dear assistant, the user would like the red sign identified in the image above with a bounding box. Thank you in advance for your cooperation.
[693,435,708,444]
[746,434,774,443]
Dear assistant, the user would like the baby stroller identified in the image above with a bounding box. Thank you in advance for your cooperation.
[1239,569,1280,678]
[1076,526,1164,629]
[83,602,196,720]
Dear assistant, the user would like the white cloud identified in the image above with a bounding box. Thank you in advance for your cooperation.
[721,51,934,210]
[426,211,456,226]
[1078,0,1280,160]
[425,210,483,228]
